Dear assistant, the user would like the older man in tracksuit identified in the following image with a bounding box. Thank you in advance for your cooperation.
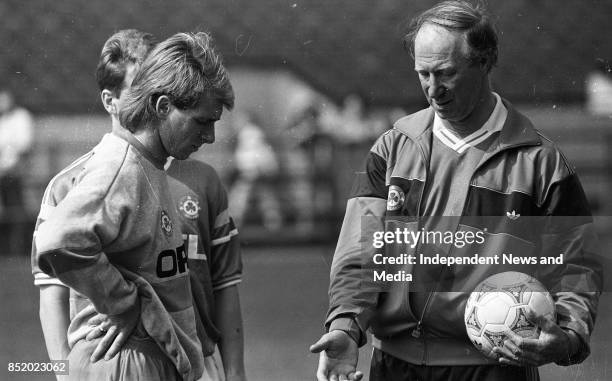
[311,2,603,381]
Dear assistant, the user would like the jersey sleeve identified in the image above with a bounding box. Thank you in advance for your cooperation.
[31,152,94,288]
[32,204,67,287]
[207,170,242,292]
[35,153,138,316]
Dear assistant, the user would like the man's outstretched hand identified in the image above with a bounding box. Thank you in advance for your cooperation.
[310,330,363,381]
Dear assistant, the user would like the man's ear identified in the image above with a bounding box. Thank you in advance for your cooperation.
[101,89,117,115]
[155,95,172,118]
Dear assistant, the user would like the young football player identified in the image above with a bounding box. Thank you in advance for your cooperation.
[33,31,236,380]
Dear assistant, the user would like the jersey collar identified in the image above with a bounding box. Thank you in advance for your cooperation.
[433,92,507,153]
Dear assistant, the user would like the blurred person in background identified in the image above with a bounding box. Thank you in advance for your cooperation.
[228,111,282,231]
[0,88,34,252]
[586,60,612,116]
[311,1,602,380]
[33,31,242,380]
[282,101,321,233]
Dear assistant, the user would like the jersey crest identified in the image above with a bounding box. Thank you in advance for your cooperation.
[387,185,405,211]
[178,195,201,220]
[161,210,173,235]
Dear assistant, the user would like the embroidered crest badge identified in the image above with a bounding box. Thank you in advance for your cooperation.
[161,210,173,235]
[387,185,405,211]
[178,195,201,220]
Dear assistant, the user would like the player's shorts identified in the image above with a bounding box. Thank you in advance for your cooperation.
[66,332,180,381]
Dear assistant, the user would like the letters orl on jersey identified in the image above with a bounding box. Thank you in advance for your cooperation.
[157,244,188,278]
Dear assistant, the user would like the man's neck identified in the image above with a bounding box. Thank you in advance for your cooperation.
[445,91,497,138]
[110,115,123,134]
[129,123,169,163]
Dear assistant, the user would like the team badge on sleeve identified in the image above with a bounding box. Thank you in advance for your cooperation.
[387,185,405,211]
[178,195,201,220]
[161,210,173,235]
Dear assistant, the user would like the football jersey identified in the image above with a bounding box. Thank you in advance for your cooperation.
[31,134,242,360]
[34,130,203,381]
[166,158,242,355]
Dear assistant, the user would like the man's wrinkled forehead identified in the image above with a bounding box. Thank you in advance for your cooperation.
[414,23,470,60]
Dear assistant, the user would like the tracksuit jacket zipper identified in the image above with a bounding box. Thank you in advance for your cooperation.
[407,131,540,363]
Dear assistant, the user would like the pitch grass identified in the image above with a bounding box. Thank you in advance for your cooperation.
[1,245,610,381]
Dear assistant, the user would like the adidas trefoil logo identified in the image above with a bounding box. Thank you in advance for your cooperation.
[506,210,520,220]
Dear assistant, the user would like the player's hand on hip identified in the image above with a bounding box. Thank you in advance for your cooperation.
[310,330,363,381]
[493,315,576,366]
[86,301,141,363]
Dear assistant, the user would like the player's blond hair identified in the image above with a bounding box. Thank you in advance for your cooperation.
[119,32,234,131]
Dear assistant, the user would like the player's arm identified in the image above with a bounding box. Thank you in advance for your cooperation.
[207,170,247,380]
[37,246,140,364]
[32,203,72,362]
[37,222,139,317]
[35,171,141,361]
[311,137,390,380]
[214,285,246,381]
[39,284,70,360]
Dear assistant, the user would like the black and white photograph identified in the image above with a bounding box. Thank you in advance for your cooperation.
[0,1,610,380]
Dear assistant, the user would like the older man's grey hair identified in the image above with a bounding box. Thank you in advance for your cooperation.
[404,0,499,73]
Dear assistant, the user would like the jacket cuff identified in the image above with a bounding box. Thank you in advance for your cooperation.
[555,325,589,365]
[328,317,366,347]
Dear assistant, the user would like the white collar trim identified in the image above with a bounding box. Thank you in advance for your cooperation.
[164,156,174,171]
[433,92,507,153]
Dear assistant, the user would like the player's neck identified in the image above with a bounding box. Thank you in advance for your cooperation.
[110,115,124,134]
[131,126,169,163]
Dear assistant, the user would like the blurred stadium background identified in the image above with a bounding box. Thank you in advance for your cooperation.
[1,0,611,380]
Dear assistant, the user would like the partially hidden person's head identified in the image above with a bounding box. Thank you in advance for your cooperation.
[404,1,498,124]
[119,31,235,160]
[96,29,156,118]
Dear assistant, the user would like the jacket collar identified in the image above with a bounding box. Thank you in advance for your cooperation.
[393,97,541,153]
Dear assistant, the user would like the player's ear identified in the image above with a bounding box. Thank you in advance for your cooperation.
[101,90,117,115]
[155,95,172,119]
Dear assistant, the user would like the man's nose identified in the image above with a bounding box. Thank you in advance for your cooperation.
[428,77,445,99]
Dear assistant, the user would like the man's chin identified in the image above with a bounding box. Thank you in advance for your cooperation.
[434,109,452,119]
[433,108,464,122]
[172,152,191,160]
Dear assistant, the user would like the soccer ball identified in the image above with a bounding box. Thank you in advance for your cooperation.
[464,271,555,359]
